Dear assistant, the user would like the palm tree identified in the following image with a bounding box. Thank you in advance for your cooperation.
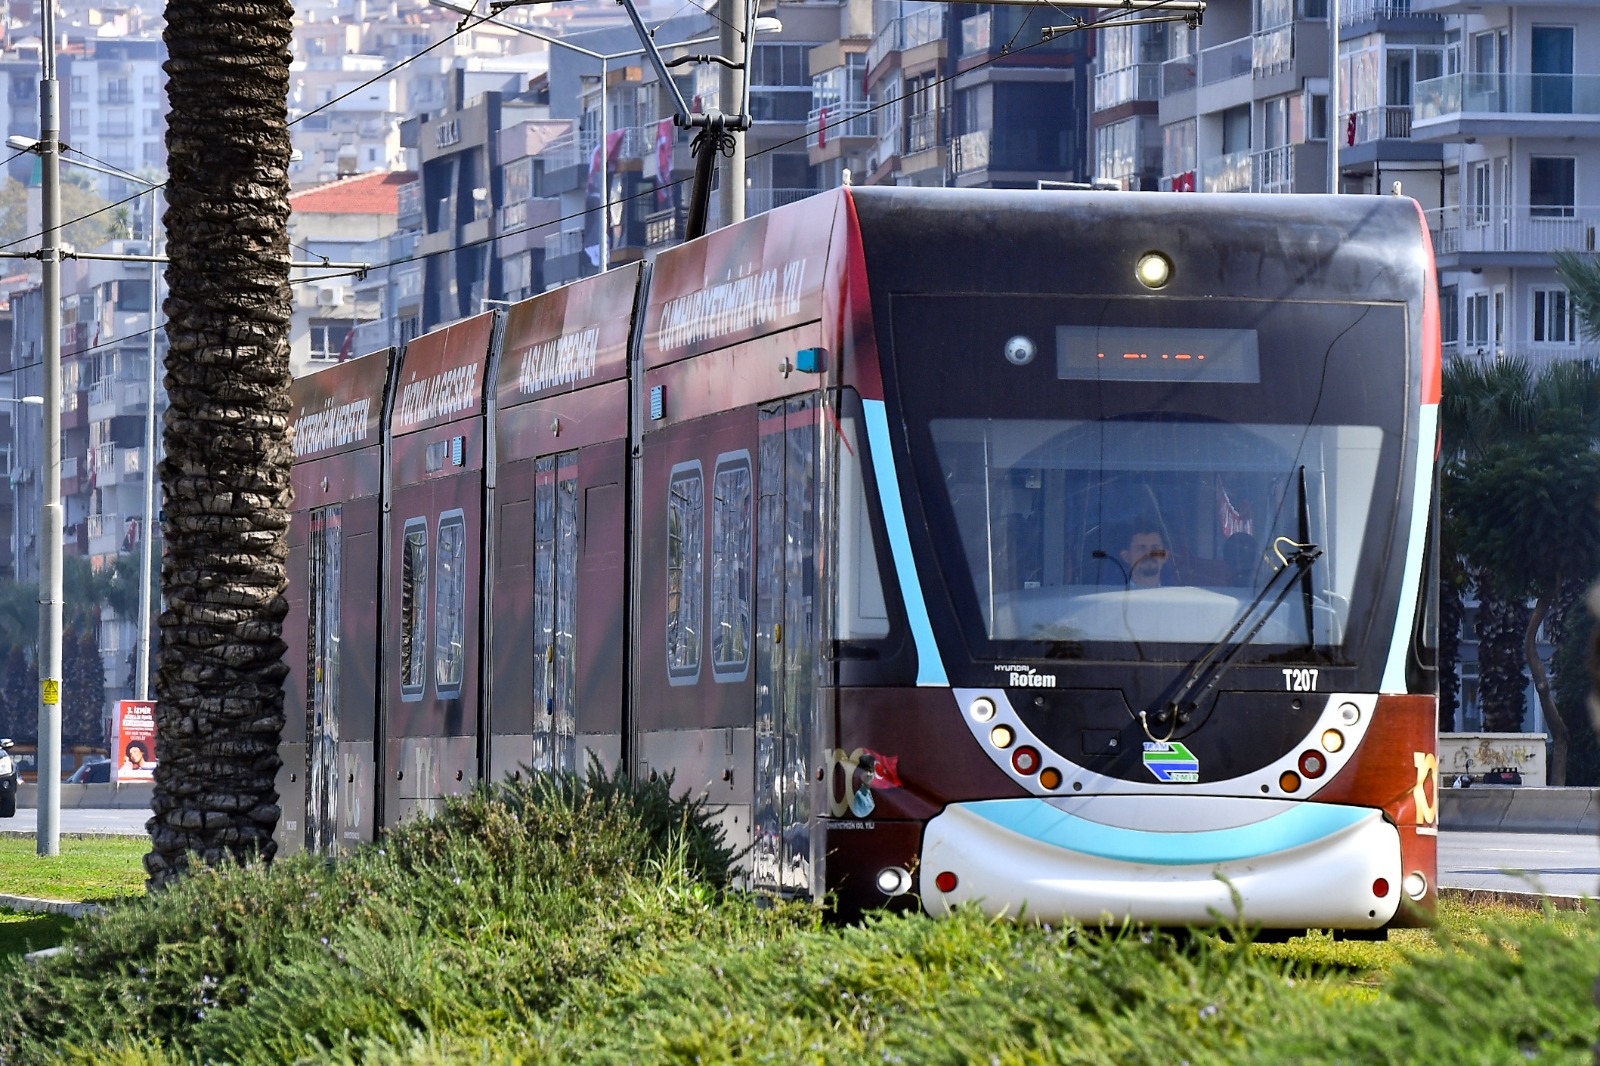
[148,0,296,887]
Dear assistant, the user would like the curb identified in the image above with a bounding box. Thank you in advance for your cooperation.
[1438,887,1590,912]
[0,893,103,919]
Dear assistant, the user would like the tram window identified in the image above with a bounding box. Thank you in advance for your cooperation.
[930,418,1384,649]
[835,409,890,640]
[666,461,705,684]
[434,510,467,698]
[400,517,429,699]
[711,452,753,681]
[308,505,343,721]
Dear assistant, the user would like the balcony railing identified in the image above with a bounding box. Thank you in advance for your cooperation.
[1201,149,1252,193]
[1161,56,1197,96]
[807,102,877,147]
[952,128,1074,175]
[1424,204,1600,257]
[1351,104,1413,142]
[907,109,946,154]
[1200,37,1253,88]
[543,228,585,260]
[747,188,816,216]
[1253,26,1293,76]
[1094,63,1160,112]
[866,6,945,72]
[1340,0,1441,24]
[86,512,118,541]
[1415,73,1600,121]
[1251,145,1295,194]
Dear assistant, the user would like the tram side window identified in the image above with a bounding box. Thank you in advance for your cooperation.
[666,461,705,684]
[309,505,343,719]
[434,510,468,698]
[835,407,890,640]
[711,452,753,681]
[400,518,429,699]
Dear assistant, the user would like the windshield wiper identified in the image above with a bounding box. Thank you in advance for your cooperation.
[1140,534,1323,743]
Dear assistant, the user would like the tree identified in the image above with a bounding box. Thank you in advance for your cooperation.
[61,625,106,748]
[1450,426,1600,785]
[148,0,297,887]
[0,174,119,252]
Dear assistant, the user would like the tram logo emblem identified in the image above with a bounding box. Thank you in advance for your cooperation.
[1143,742,1199,783]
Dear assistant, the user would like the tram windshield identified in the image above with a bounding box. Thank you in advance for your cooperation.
[929,417,1382,650]
[889,294,1409,661]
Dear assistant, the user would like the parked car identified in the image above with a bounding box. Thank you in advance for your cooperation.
[66,759,111,784]
[0,738,16,817]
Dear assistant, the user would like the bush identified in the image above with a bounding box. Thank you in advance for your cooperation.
[0,765,751,1064]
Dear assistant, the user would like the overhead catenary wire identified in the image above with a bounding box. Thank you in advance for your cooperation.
[3,1,1185,299]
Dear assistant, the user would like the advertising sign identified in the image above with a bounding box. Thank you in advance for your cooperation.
[115,699,157,782]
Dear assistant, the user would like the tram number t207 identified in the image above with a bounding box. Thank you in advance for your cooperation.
[1282,668,1319,692]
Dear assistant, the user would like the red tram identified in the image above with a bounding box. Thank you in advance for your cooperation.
[284,187,1440,930]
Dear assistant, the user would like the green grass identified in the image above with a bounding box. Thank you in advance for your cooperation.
[0,777,1593,1065]
[0,835,147,904]
[0,910,75,958]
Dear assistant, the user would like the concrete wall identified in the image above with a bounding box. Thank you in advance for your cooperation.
[1441,786,1600,834]
[1440,732,1548,787]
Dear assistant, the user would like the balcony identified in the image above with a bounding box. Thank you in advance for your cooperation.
[866,6,945,75]
[1201,149,1253,193]
[747,188,816,216]
[1200,37,1253,89]
[907,109,945,154]
[645,207,685,249]
[1252,145,1296,194]
[807,102,877,149]
[1424,205,1600,263]
[951,128,1073,177]
[1340,0,1442,24]
[1094,64,1160,113]
[86,512,120,557]
[1350,104,1414,143]
[543,228,585,260]
[91,443,143,488]
[1413,73,1600,141]
[960,12,990,58]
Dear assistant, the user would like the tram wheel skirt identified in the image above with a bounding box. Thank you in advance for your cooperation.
[919,799,1402,929]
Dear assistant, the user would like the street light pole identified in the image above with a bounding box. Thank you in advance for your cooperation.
[36,0,63,857]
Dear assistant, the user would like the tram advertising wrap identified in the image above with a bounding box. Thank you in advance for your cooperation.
[283,188,1439,933]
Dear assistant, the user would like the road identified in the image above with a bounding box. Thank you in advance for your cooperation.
[2,809,1597,899]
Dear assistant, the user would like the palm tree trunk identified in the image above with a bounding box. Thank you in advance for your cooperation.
[1477,581,1531,734]
[148,0,296,887]
[1526,592,1567,786]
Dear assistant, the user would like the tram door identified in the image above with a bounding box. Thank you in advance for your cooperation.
[753,394,820,894]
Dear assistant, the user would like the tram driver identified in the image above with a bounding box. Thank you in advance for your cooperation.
[1119,523,1168,589]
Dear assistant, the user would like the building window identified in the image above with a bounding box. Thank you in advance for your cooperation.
[1468,162,1491,225]
[1532,287,1577,345]
[1465,292,1489,350]
[1440,285,1458,346]
[309,323,352,362]
[666,461,704,684]
[1530,156,1576,218]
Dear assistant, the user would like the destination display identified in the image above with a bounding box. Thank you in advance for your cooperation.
[1057,325,1261,383]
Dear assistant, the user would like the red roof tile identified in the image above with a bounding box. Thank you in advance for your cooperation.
[291,171,414,216]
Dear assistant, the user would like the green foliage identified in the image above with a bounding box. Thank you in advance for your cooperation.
[1553,595,1600,786]
[1554,249,1600,344]
[0,174,118,253]
[1448,431,1600,600]
[0,766,748,1064]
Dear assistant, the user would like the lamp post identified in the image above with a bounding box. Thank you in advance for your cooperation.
[5,140,163,705]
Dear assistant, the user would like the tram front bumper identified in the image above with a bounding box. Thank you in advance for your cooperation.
[919,797,1402,929]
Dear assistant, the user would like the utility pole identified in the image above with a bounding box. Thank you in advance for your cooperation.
[36,0,63,857]
[717,0,748,228]
[1329,0,1340,194]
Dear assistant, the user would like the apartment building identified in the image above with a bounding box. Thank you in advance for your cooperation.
[1410,0,1600,368]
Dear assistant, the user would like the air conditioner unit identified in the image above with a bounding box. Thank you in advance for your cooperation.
[316,284,346,307]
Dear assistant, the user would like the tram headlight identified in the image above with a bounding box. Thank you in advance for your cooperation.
[876,866,914,896]
[1321,729,1345,753]
[1403,871,1429,900]
[1338,702,1361,726]
[1135,251,1172,290]
[989,724,1015,750]
[970,697,997,723]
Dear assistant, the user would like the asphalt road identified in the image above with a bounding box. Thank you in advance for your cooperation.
[3,808,1597,901]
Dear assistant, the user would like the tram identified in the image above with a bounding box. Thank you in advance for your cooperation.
[282,187,1440,930]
